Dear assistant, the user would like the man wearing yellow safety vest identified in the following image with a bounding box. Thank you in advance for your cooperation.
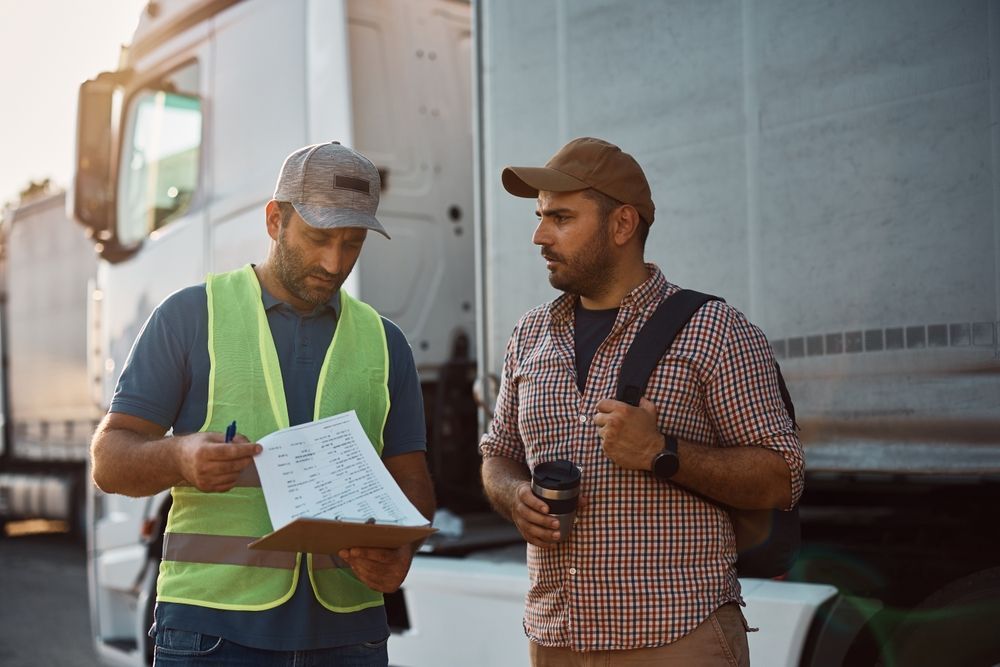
[90,141,436,666]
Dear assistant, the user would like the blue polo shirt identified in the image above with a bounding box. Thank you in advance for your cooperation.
[109,281,427,650]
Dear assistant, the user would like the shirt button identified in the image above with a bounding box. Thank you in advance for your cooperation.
[569,567,577,575]
[578,415,588,424]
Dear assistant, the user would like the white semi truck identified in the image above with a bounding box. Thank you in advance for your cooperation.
[66,1,999,666]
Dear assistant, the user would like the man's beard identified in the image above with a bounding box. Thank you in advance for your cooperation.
[544,224,616,300]
[272,226,343,307]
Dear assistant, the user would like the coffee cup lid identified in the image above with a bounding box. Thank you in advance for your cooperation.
[532,459,580,490]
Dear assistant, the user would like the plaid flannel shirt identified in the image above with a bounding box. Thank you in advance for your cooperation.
[479,264,804,651]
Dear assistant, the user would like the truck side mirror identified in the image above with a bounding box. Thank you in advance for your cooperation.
[73,70,130,238]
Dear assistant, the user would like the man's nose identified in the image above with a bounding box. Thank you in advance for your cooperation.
[532,220,550,246]
[317,247,345,276]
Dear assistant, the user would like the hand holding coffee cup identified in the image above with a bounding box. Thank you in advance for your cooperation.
[531,460,581,543]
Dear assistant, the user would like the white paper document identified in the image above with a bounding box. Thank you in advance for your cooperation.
[254,411,428,530]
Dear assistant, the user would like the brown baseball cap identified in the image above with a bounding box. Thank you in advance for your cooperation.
[501,137,655,225]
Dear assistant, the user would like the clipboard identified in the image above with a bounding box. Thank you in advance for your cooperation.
[248,517,437,554]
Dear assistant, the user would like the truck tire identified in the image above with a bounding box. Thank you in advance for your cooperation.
[142,498,171,665]
[878,567,1000,667]
[70,476,88,542]
[141,558,158,666]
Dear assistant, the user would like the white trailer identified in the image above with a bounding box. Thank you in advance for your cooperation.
[0,189,101,536]
[72,1,1000,665]
[472,2,1000,665]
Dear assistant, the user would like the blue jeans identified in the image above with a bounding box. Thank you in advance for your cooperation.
[152,628,389,666]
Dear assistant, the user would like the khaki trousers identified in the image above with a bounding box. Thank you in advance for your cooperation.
[528,603,750,667]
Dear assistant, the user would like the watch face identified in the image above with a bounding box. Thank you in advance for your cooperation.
[653,451,679,479]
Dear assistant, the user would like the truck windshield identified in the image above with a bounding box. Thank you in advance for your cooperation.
[117,62,201,246]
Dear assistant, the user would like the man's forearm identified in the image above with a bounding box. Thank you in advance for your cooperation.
[596,398,796,510]
[672,440,793,510]
[91,425,183,497]
[481,456,531,522]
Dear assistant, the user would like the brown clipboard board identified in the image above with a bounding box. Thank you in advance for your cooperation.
[248,517,437,554]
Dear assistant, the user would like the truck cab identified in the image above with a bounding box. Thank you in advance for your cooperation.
[75,1,487,663]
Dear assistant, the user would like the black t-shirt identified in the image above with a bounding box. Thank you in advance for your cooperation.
[573,301,619,392]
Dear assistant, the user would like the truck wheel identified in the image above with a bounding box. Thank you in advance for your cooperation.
[140,558,159,665]
[878,567,1000,667]
[70,478,88,543]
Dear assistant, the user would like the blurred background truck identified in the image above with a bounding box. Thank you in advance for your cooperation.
[0,186,101,539]
[0,0,996,665]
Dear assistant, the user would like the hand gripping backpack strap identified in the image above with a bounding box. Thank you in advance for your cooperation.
[615,289,800,578]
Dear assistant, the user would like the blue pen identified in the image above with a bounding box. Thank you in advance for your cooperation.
[225,420,237,443]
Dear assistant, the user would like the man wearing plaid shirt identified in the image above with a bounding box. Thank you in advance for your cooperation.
[480,137,804,666]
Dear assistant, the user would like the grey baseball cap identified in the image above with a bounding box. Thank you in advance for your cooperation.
[273,141,390,239]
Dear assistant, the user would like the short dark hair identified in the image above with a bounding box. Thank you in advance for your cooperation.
[582,188,649,247]
[276,201,296,226]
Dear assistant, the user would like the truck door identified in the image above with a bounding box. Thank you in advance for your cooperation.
[346,0,476,373]
[90,43,211,665]
[98,57,208,404]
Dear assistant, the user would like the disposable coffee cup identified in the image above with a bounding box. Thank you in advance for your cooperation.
[531,459,581,542]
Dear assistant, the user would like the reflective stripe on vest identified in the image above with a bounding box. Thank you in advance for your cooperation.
[162,533,351,570]
[156,264,389,613]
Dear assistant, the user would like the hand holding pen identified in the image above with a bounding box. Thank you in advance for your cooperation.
[174,419,261,493]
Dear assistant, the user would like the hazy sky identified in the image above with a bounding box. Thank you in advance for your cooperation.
[0,0,147,207]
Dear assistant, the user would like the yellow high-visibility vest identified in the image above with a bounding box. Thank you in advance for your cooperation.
[156,264,389,612]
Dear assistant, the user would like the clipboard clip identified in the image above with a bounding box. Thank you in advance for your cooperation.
[335,515,400,525]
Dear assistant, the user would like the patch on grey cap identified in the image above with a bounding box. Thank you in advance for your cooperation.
[273,141,389,239]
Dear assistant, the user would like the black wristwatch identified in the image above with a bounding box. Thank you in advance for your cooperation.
[651,434,679,480]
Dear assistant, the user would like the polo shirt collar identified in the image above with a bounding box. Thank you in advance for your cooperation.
[259,282,342,318]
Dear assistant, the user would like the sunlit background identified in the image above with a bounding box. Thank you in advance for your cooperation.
[0,0,147,207]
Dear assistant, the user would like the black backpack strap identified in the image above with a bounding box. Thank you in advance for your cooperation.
[616,290,721,407]
[773,361,799,429]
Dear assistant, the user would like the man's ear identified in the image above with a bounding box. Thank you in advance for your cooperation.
[265,200,283,241]
[611,205,641,247]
